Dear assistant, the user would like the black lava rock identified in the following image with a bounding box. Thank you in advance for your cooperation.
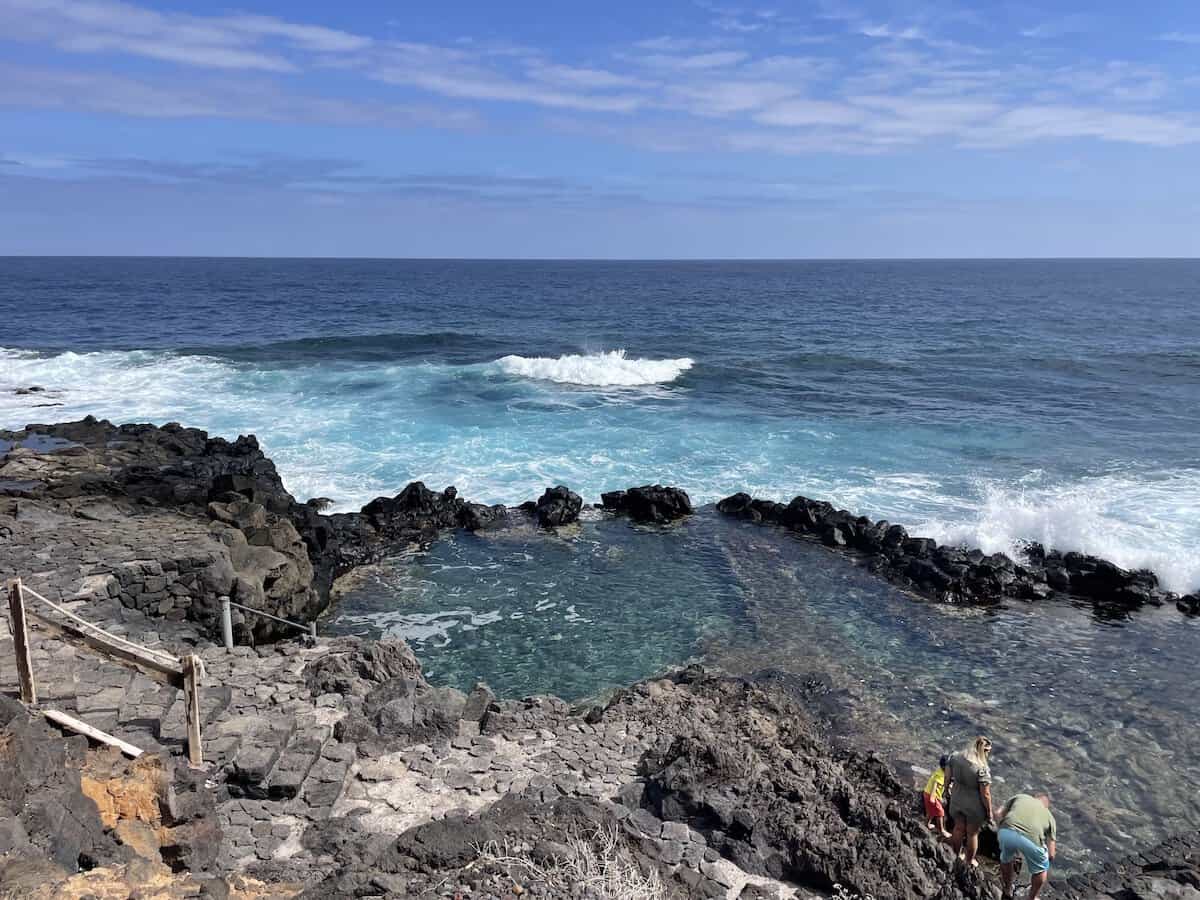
[534,485,582,527]
[602,484,693,524]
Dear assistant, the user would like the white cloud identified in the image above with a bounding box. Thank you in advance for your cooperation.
[0,0,368,71]
[755,98,863,127]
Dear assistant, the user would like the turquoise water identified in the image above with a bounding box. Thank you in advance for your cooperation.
[327,510,746,700]
[328,510,1200,875]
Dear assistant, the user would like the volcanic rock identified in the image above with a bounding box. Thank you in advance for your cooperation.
[602,484,693,524]
[717,489,1189,615]
[533,485,582,527]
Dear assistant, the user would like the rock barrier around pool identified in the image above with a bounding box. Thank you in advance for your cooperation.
[716,491,1199,615]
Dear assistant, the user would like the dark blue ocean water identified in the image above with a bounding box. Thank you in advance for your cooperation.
[3,257,1200,866]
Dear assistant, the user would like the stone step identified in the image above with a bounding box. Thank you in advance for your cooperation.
[263,720,332,800]
[293,740,356,817]
[226,716,297,799]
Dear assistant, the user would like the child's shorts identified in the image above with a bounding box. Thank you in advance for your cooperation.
[923,792,945,818]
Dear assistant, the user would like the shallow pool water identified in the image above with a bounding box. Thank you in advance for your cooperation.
[327,510,748,701]
[328,509,1200,873]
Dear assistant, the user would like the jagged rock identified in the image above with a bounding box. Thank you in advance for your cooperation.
[532,485,582,527]
[602,485,693,524]
[303,638,422,697]
[1057,831,1200,899]
[609,667,970,900]
[365,678,466,747]
[462,682,496,723]
[717,489,1187,615]
[1,420,499,642]
[461,502,507,531]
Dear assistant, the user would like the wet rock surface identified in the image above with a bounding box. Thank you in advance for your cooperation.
[532,485,583,528]
[717,491,1187,615]
[1058,832,1200,899]
[603,484,694,524]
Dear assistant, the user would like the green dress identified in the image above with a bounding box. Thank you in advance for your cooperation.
[947,751,992,826]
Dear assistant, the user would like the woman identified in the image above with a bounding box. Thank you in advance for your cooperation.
[947,736,994,868]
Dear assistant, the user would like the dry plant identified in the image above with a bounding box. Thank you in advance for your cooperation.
[475,824,666,900]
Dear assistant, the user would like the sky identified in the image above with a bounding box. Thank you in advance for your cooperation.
[1,0,1199,258]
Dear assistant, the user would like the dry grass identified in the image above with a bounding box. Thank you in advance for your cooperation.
[475,824,666,900]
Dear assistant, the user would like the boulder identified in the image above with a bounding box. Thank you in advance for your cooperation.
[364,678,466,747]
[533,485,582,528]
[602,485,693,524]
[304,638,423,697]
[716,492,757,520]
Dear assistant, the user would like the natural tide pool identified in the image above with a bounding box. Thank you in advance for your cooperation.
[327,509,1200,874]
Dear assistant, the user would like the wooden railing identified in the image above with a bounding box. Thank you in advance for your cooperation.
[5,578,204,766]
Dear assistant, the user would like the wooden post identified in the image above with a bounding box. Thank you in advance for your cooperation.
[182,654,203,767]
[8,579,37,705]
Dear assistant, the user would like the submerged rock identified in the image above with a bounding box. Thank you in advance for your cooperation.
[602,484,693,524]
[1058,831,1200,899]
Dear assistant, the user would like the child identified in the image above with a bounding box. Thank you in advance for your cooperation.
[923,755,951,839]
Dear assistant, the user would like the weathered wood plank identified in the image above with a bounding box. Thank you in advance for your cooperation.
[182,654,203,767]
[7,580,37,705]
[43,708,144,758]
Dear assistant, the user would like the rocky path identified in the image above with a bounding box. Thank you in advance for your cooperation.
[0,591,802,898]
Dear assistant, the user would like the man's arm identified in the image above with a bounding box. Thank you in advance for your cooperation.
[1047,839,1056,861]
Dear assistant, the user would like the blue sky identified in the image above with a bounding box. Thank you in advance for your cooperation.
[1,0,1198,257]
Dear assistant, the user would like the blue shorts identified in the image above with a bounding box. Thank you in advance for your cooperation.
[999,828,1051,875]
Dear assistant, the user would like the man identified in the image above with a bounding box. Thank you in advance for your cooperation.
[998,792,1058,900]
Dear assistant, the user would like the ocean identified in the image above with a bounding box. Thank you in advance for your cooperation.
[3,257,1199,867]
[2,257,1198,592]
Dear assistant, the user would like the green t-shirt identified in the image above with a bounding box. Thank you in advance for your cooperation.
[1000,794,1058,847]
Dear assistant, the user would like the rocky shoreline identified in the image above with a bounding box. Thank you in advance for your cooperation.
[716,492,1199,617]
[2,417,1198,899]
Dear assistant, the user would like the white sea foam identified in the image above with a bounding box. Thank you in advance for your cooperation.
[494,350,694,386]
[916,472,1200,594]
[4,345,1198,592]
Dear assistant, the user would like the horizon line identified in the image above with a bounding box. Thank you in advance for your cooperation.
[2,254,1199,263]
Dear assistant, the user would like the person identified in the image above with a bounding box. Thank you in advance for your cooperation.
[946,736,994,867]
[923,755,951,838]
[998,793,1057,900]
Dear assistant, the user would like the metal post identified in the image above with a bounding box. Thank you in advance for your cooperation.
[8,579,37,705]
[309,620,318,641]
[220,596,234,652]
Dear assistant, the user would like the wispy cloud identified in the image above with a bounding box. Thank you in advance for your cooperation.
[0,0,368,71]
[1021,15,1095,40]
[2,0,1199,157]
[0,63,481,129]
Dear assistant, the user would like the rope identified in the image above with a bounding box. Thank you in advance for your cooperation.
[18,582,181,669]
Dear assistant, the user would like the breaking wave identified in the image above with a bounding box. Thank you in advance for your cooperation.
[918,472,1200,594]
[494,350,694,386]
